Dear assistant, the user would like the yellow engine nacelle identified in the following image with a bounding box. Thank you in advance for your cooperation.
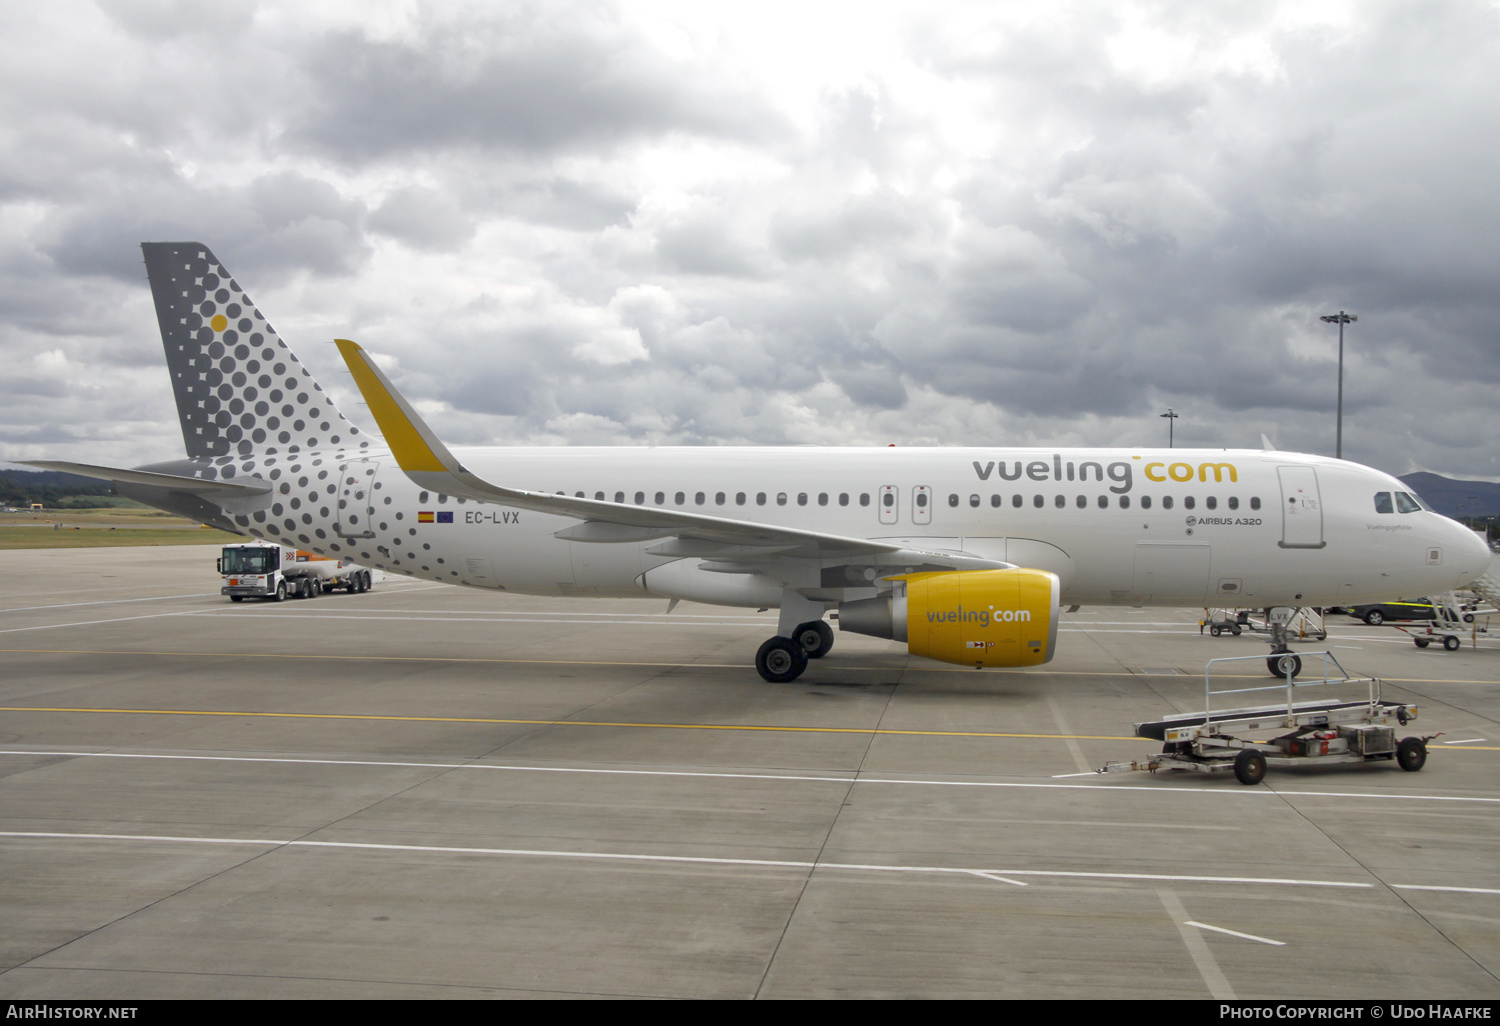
[838,568,1061,668]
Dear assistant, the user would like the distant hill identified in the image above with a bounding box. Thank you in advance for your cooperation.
[1399,472,1500,519]
[0,468,116,509]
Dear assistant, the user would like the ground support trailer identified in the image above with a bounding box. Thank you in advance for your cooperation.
[1393,594,1489,652]
[1099,652,1436,785]
[219,541,377,602]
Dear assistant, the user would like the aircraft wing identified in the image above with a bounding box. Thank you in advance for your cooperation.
[17,460,273,497]
[334,339,1001,568]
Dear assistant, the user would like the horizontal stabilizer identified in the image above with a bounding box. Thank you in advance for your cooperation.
[18,460,272,497]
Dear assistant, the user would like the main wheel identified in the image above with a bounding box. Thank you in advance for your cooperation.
[756,637,808,683]
[1234,749,1267,785]
[1364,609,1385,626]
[794,620,835,658]
[1267,653,1302,678]
[1396,737,1427,772]
[1443,635,1461,652]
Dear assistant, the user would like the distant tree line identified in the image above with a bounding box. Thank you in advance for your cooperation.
[0,470,128,509]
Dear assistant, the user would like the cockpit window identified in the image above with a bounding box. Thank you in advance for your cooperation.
[1374,492,1394,514]
[1394,491,1422,514]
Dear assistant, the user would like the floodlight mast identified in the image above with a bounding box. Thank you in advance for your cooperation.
[1160,408,1179,448]
[1320,311,1357,459]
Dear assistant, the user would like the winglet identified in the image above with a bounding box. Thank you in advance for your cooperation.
[334,339,457,474]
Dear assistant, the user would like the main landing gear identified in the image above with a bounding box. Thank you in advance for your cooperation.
[756,619,835,683]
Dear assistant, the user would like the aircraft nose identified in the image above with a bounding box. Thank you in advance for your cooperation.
[1448,519,1494,588]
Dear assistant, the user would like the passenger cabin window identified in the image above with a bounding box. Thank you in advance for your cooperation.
[839,493,849,506]
[1206,497,1217,510]
[1141,496,1152,510]
[1033,495,1043,508]
[797,493,808,506]
[757,493,767,505]
[1119,495,1130,509]
[1250,497,1261,510]
[882,492,894,508]
[860,493,870,507]
[1162,496,1174,510]
[634,491,644,505]
[970,494,980,508]
[736,492,746,505]
[595,492,605,501]
[1374,492,1394,514]
[818,493,828,506]
[1395,491,1422,514]
[777,493,788,506]
[1012,494,1023,508]
[695,492,705,505]
[675,491,685,505]
[1227,496,1238,510]
[615,491,625,503]
[916,492,928,509]
[716,492,726,505]
[655,491,664,504]
[1184,496,1195,510]
[1075,495,1086,508]
[948,494,959,507]
[1054,495,1065,508]
[991,495,1001,508]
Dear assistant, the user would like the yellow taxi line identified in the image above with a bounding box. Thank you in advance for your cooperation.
[0,705,1141,741]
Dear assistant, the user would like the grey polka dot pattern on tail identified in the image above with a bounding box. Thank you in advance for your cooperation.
[142,242,370,461]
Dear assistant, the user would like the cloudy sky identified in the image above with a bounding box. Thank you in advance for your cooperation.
[2,0,1498,479]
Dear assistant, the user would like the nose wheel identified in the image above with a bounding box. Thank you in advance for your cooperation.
[756,637,809,682]
[1266,652,1302,678]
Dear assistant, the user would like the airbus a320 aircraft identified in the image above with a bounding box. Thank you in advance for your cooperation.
[25,243,1492,682]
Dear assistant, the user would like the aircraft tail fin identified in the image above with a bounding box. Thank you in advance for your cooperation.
[140,242,371,461]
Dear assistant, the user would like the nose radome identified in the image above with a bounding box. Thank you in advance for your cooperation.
[1448,520,1494,587]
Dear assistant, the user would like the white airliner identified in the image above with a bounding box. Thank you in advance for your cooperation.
[24,243,1492,682]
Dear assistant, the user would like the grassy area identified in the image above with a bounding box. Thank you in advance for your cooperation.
[0,525,240,549]
[0,507,242,549]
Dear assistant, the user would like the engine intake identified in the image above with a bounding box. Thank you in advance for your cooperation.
[838,568,1060,668]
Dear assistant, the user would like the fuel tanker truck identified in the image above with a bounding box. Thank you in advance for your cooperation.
[218,540,379,602]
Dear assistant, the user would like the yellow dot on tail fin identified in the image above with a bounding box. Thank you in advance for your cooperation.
[210,315,228,332]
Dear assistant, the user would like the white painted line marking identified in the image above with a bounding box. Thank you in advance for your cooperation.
[1443,739,1489,744]
[0,831,1377,890]
[0,594,217,614]
[969,871,1028,887]
[1391,885,1500,896]
[0,611,196,634]
[5,750,1497,804]
[1159,890,1235,999]
[1051,771,1098,778]
[1185,920,1286,946]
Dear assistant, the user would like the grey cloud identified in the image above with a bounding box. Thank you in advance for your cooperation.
[291,14,787,162]
[369,185,476,252]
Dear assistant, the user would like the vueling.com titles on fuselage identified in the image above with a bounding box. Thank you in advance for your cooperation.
[972,455,1239,494]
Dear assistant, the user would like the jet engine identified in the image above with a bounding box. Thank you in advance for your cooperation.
[838,568,1061,668]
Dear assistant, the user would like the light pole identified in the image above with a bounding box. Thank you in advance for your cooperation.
[1320,311,1356,459]
[1160,408,1179,448]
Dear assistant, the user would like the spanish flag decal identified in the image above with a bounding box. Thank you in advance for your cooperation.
[418,511,435,523]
